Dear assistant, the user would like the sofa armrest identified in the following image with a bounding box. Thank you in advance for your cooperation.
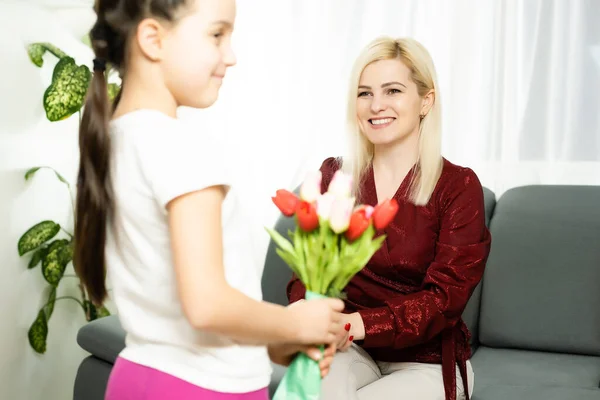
[77,315,126,364]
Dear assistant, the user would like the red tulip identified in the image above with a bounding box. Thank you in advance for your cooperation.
[272,189,299,217]
[373,199,399,230]
[345,206,373,241]
[296,201,319,232]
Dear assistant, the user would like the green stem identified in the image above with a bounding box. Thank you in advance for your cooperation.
[69,187,75,223]
[36,166,74,216]
[317,226,326,293]
[42,43,67,59]
[61,227,73,238]
[79,282,88,305]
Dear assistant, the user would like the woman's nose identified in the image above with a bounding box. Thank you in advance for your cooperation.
[370,95,387,114]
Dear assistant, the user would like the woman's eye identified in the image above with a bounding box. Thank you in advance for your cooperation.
[358,91,371,97]
[388,88,401,94]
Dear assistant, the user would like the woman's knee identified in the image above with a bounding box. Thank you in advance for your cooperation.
[321,346,381,396]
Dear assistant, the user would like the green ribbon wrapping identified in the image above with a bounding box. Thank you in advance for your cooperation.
[273,290,326,400]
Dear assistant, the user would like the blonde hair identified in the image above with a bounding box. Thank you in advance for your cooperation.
[342,37,443,206]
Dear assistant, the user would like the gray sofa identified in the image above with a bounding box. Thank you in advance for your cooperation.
[73,185,600,400]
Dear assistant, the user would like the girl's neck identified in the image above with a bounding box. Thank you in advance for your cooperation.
[113,70,178,120]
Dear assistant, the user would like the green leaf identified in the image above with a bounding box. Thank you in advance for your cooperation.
[44,287,57,319]
[95,304,111,319]
[18,221,60,256]
[108,83,120,102]
[24,166,71,187]
[265,227,296,256]
[28,246,48,269]
[53,171,69,186]
[43,57,91,121]
[28,310,48,354]
[27,43,67,67]
[24,167,42,181]
[41,239,70,285]
[292,228,308,282]
[84,300,111,321]
[275,248,300,274]
[81,34,91,48]
[59,241,74,265]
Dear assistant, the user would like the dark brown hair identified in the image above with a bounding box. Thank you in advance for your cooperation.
[74,0,189,305]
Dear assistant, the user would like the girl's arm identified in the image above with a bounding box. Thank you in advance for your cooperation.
[168,185,344,346]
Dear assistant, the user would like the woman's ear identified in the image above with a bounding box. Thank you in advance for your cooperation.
[135,18,166,61]
[421,90,435,116]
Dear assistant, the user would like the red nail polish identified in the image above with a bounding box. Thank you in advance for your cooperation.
[349,336,354,341]
[344,323,351,331]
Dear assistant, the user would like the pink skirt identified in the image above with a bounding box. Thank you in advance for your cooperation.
[105,357,269,400]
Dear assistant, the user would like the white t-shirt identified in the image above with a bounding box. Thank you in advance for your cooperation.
[105,109,271,393]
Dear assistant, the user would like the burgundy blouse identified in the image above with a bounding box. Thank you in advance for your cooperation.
[287,157,491,400]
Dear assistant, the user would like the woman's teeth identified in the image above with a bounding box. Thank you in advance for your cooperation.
[370,118,394,125]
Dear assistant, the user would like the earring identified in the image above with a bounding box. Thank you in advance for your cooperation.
[419,113,425,120]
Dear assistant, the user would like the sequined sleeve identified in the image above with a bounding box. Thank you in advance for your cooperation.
[287,274,306,303]
[358,168,492,349]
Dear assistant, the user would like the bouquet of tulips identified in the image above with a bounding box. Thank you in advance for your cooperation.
[266,169,398,400]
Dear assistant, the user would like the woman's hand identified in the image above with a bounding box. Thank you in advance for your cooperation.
[268,343,337,378]
[337,312,366,351]
[336,322,352,351]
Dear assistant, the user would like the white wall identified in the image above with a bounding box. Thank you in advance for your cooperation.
[0,2,104,399]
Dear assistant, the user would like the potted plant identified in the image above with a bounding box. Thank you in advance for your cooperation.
[19,42,119,354]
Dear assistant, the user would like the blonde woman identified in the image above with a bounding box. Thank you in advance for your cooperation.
[288,37,491,400]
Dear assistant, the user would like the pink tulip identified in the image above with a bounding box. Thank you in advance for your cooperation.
[316,192,335,220]
[326,171,353,198]
[329,197,356,233]
[363,205,375,219]
[300,171,322,203]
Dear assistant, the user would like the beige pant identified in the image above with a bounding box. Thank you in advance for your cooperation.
[320,344,474,400]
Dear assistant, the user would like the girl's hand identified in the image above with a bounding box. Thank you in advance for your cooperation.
[268,343,337,378]
[289,298,345,345]
[314,344,336,378]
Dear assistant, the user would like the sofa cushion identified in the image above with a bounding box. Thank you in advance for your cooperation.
[472,385,600,400]
[77,315,126,364]
[73,356,112,400]
[261,211,296,306]
[462,186,496,348]
[471,346,600,390]
[269,364,287,397]
[482,187,496,227]
[479,185,600,355]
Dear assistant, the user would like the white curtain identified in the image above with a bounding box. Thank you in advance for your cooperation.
[181,0,600,259]
[3,0,598,299]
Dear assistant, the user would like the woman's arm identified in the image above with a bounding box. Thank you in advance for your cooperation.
[350,168,491,348]
[287,274,307,304]
[168,185,344,346]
